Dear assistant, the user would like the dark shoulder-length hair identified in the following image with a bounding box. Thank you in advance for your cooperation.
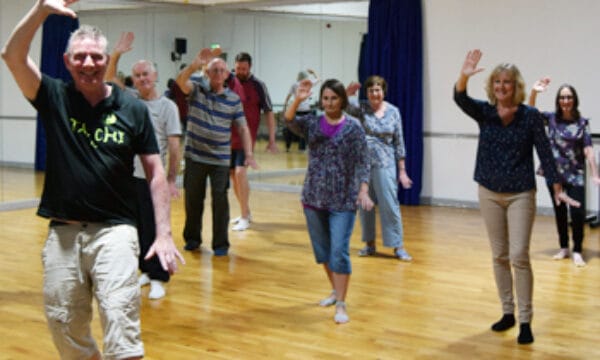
[555,84,581,120]
[318,79,348,110]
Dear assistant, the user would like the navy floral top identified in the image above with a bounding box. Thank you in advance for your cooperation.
[454,88,559,192]
[287,113,370,211]
[542,112,592,187]
[346,100,406,169]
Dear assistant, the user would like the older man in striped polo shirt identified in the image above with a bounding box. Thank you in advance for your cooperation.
[176,50,257,256]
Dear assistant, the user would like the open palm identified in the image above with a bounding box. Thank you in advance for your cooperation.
[461,49,484,77]
[41,0,79,18]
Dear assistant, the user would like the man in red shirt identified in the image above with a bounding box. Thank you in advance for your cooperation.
[230,52,279,231]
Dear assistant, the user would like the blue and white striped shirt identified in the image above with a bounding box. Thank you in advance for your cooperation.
[185,76,246,166]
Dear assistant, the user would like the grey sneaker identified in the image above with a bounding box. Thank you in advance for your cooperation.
[358,245,376,256]
[395,248,412,261]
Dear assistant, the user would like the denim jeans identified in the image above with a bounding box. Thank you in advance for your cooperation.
[303,207,356,274]
[359,166,404,248]
[183,159,230,251]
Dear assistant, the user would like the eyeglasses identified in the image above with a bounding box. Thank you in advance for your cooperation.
[558,95,573,100]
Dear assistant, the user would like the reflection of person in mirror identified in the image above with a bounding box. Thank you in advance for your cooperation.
[283,69,320,152]
[284,78,373,325]
[529,78,600,267]
[1,1,184,358]
[454,49,579,346]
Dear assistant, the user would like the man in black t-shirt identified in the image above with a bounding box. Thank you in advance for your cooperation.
[1,1,184,359]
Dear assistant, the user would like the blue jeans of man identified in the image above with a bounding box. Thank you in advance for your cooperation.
[303,207,356,274]
[359,166,404,248]
[183,159,230,252]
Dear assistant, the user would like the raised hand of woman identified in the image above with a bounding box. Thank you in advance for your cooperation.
[461,49,485,78]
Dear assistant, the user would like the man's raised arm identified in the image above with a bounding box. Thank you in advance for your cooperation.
[1,0,78,100]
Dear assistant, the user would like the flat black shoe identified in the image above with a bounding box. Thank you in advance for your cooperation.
[517,323,534,344]
[491,314,515,332]
[184,241,200,251]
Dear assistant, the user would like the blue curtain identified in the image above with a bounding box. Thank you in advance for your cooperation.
[35,15,79,171]
[359,0,423,205]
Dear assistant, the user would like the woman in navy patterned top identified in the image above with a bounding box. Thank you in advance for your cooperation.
[454,49,578,345]
[346,76,413,261]
[529,79,600,267]
[284,78,373,324]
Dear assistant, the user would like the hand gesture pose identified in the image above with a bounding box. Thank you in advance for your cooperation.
[113,32,134,55]
[40,0,78,18]
[356,187,374,211]
[144,234,185,274]
[532,77,551,93]
[244,156,259,170]
[294,78,314,102]
[190,47,223,72]
[399,171,413,189]
[461,49,485,78]
[346,81,361,97]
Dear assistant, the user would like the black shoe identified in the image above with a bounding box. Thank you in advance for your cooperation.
[184,241,200,251]
[491,314,515,332]
[517,323,534,344]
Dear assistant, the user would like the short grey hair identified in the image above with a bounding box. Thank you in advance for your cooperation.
[132,60,157,74]
[65,24,108,55]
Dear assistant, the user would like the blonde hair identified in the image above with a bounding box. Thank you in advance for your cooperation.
[484,63,526,105]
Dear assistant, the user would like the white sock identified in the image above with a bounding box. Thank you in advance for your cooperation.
[149,280,166,299]
[138,273,150,287]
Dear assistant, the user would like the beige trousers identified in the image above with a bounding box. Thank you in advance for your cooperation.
[478,185,536,323]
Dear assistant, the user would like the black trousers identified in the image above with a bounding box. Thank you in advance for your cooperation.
[183,160,230,251]
[547,183,586,253]
[134,177,170,282]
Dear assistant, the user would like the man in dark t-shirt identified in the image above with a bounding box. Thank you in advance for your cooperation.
[1,2,184,359]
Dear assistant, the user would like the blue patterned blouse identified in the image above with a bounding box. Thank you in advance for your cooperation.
[346,100,406,169]
[542,112,592,187]
[454,88,559,192]
[287,113,370,211]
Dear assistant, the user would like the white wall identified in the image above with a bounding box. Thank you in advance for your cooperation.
[0,0,41,165]
[2,0,600,211]
[422,0,600,211]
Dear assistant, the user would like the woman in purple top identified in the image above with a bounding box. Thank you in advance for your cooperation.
[284,78,373,324]
[529,78,600,267]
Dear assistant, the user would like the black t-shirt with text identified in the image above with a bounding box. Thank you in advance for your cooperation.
[31,75,158,225]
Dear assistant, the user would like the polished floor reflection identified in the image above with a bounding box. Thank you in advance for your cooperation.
[1,141,599,359]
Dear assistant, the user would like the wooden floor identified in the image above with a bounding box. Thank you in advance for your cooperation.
[1,144,599,359]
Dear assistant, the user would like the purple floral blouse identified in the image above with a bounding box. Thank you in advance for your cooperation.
[542,112,592,187]
[287,113,370,211]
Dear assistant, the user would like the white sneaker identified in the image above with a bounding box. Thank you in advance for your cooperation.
[232,218,250,231]
[573,252,586,267]
[138,273,150,287]
[148,280,166,299]
[552,248,569,260]
[231,214,252,224]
